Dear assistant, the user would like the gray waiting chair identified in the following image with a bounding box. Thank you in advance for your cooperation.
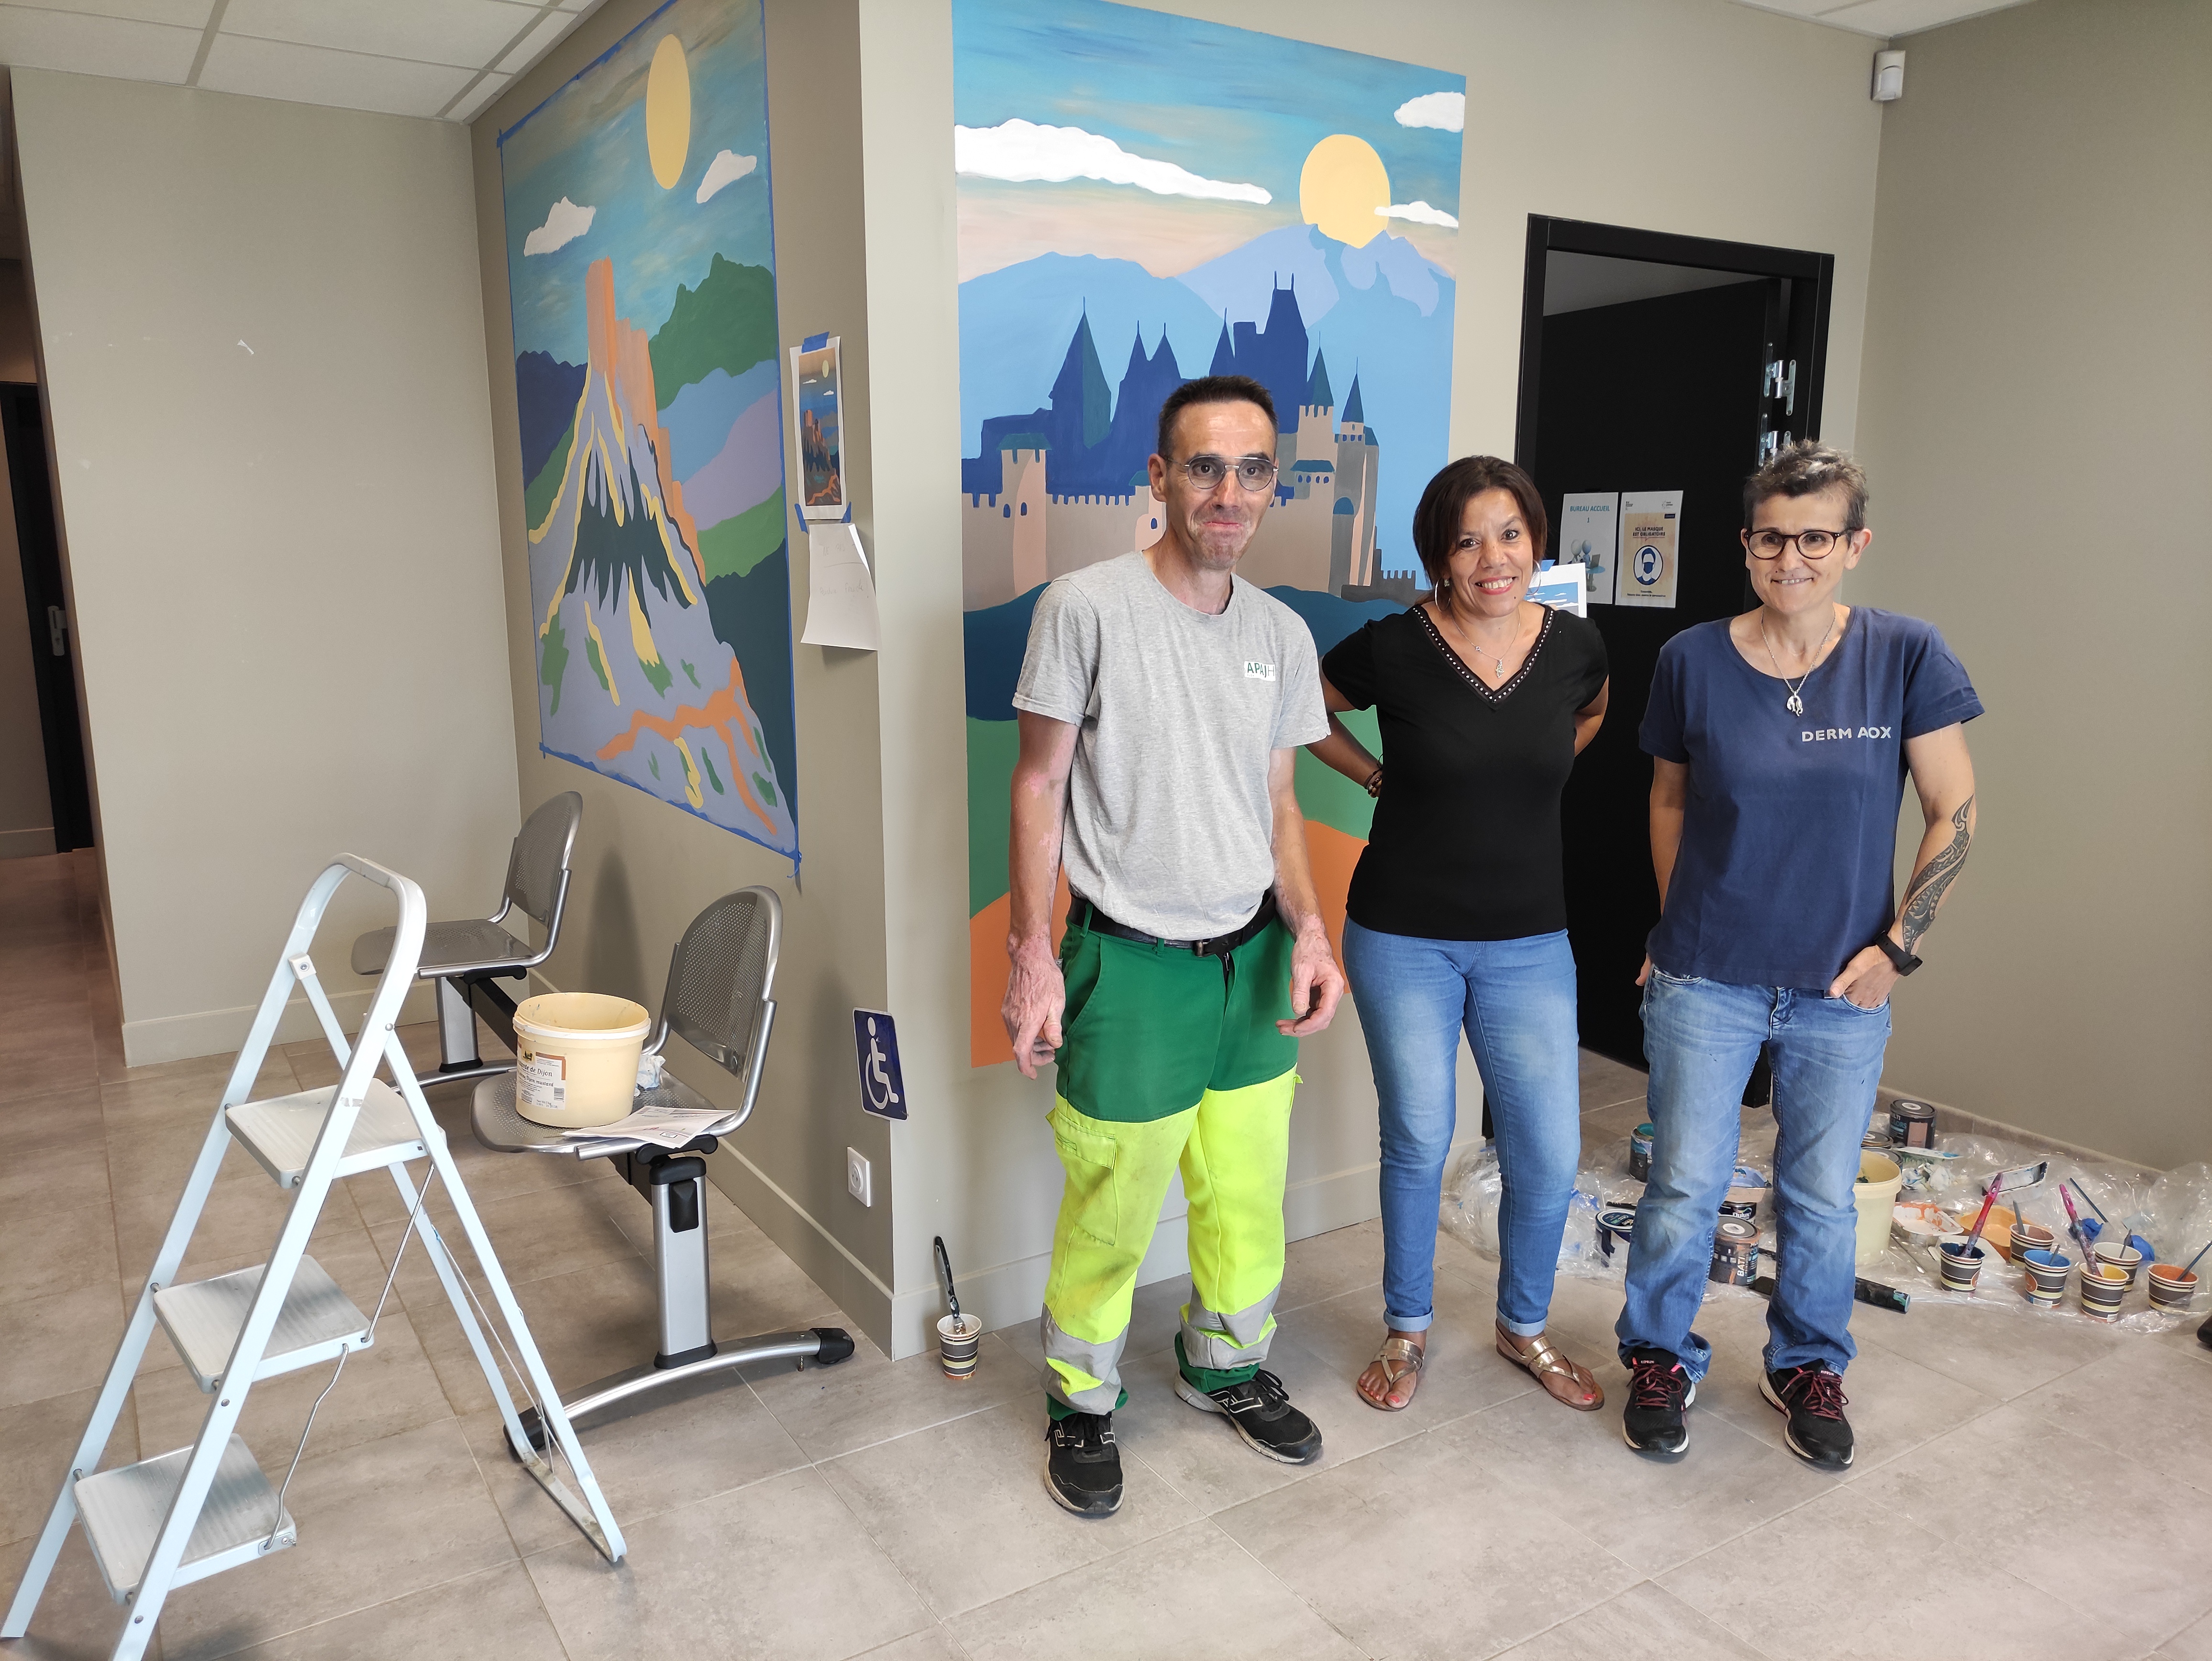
[350,791,581,1082]
[469,886,852,1445]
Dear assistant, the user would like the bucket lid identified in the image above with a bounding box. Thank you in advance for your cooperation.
[514,992,652,1038]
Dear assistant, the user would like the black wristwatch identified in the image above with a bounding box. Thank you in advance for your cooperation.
[1872,934,1922,976]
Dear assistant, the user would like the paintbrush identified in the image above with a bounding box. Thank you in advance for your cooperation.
[933,1235,962,1326]
[2182,1236,2212,1279]
[1962,1177,2004,1258]
[2057,1182,2098,1273]
[2070,1177,2111,1226]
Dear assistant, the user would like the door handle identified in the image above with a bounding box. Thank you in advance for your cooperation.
[47,605,66,656]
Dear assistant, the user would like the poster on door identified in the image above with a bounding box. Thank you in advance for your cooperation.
[1559,493,1618,605]
[1616,490,1682,609]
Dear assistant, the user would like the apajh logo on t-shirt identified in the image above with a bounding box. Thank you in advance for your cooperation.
[1802,726,1893,742]
[1243,660,1277,682]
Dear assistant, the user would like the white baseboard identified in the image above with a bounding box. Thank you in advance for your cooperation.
[0,826,56,860]
[122,980,438,1067]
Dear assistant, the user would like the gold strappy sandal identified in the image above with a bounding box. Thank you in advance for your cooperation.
[1357,1334,1425,1412]
[1495,1324,1604,1411]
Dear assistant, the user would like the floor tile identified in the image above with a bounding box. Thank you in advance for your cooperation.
[0,1083,104,1156]
[1580,1049,1648,1113]
[818,1397,1200,1618]
[156,1419,517,1661]
[0,1201,121,1311]
[1851,1290,2121,1399]
[748,1327,1032,1462]
[0,1137,112,1223]
[525,1465,932,1661]
[2161,1608,2212,1661]
[1492,1579,1770,1661]
[854,1628,969,1661]
[0,1283,128,1410]
[0,1528,160,1661]
[220,1562,565,1661]
[1278,1271,1543,1437]
[2013,1336,2212,1498]
[1215,1414,1639,1661]
[457,1362,808,1554]
[1278,1216,1383,1313]
[0,1385,138,1549]
[958,1517,1360,1661]
[403,1250,664,1417]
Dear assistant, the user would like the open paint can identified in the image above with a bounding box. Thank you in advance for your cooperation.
[1628,1124,1654,1182]
[1719,1164,1769,1224]
[1597,1208,1637,1263]
[1710,1218,1761,1285]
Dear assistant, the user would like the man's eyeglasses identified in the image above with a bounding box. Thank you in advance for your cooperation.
[1175,454,1280,493]
[1744,527,1852,560]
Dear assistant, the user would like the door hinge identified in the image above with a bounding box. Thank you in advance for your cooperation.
[46,605,66,656]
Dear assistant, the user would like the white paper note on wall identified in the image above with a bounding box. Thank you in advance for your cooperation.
[1616,490,1682,610]
[1558,493,1619,605]
[801,520,880,651]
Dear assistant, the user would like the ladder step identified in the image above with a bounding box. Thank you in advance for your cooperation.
[76,1436,297,1605]
[226,1079,429,1188]
[153,1256,372,1392]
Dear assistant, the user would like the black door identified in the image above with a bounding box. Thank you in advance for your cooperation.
[3,383,94,851]
[1514,220,1832,1072]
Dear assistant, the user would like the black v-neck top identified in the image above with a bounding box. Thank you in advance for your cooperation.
[1322,603,1609,941]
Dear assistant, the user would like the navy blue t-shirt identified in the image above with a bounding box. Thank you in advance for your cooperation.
[1640,607,1982,988]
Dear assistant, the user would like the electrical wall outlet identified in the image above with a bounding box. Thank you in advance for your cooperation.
[846,1147,872,1207]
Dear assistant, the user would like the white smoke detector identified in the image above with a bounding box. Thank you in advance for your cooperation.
[1872,50,1906,102]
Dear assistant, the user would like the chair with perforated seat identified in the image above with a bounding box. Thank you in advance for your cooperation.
[469,885,853,1445]
[351,791,581,1083]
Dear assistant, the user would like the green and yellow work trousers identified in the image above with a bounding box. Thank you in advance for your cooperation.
[1041,912,1301,1417]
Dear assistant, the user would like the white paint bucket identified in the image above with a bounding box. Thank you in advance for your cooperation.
[512,992,652,1128]
[1852,1152,1903,1265]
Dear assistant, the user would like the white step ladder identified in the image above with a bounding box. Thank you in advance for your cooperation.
[3,854,626,1661]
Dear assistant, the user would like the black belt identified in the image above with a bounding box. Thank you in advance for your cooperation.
[1068,892,1276,957]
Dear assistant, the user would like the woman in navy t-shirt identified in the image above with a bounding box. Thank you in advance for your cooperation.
[1616,443,1981,1474]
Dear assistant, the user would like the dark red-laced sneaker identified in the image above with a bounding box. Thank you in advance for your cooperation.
[1761,1362,1854,1470]
[1621,1348,1694,1459]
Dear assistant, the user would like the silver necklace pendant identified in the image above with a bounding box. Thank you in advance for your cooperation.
[1786,691,1805,716]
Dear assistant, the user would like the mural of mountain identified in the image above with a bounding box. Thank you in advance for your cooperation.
[649,252,780,406]
[517,349,586,481]
[529,257,796,856]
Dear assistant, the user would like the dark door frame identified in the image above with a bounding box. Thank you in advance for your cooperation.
[1512,215,1836,468]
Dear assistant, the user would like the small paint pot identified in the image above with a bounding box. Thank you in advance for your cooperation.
[1709,1218,1761,1286]
[2092,1242,2145,1289]
[1596,1208,1637,1263]
[2009,1222,2055,1263]
[1888,1098,1937,1149]
[1722,1164,1769,1224]
[2020,1247,2072,1306]
[2148,1264,2201,1311]
[1628,1124,1654,1183]
[1938,1240,1986,1294]
[937,1313,983,1381]
[2078,1262,2129,1319]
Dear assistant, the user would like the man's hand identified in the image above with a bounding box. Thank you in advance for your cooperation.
[1280,919,1346,1037]
[1827,945,1900,1011]
[1636,953,1652,987]
[1003,936,1066,1080]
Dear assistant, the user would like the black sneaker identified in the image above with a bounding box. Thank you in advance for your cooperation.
[1621,1348,1694,1459]
[1761,1363,1854,1470]
[1173,1368,1323,1464]
[1044,1412,1123,1517]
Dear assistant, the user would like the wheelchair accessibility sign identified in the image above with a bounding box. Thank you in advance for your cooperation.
[853,1009,907,1120]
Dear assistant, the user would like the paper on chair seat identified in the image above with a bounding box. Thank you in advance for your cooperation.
[559,1104,743,1150]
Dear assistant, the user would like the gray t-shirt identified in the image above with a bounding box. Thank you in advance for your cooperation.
[1013,551,1328,940]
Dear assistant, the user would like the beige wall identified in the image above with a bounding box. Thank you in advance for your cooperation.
[472,0,902,1348]
[12,72,519,1060]
[1852,0,2212,1169]
[857,0,1889,1353]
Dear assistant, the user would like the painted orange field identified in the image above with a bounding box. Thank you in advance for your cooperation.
[968,820,1364,1068]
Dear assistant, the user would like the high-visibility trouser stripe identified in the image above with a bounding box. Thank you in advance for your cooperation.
[1181,1283,1282,1370]
[1040,1310,1130,1414]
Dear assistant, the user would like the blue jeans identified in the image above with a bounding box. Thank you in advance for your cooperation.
[1617,970,1891,1382]
[1343,920,1582,1338]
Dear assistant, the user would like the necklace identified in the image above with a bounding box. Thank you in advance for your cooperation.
[1446,603,1524,679]
[1758,608,1838,717]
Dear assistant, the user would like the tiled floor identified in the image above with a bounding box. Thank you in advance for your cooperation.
[4,849,2211,1660]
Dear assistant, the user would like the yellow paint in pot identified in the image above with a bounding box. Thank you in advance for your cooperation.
[513,993,652,1127]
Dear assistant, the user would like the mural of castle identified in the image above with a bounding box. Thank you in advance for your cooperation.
[961,298,1382,610]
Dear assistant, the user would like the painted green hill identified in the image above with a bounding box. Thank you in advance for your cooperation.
[650,254,779,409]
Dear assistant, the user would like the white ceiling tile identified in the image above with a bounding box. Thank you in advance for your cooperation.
[1728,0,1835,19]
[1814,0,2036,37]
[221,0,531,70]
[446,67,508,125]
[0,6,200,82]
[491,7,578,77]
[195,30,475,118]
[0,0,211,25]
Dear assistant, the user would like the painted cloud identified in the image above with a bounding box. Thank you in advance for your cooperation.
[522,195,596,255]
[954,119,1271,204]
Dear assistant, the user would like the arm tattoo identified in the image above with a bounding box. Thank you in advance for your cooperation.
[1897,794,1973,953]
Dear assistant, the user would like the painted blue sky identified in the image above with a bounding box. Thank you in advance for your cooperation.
[500,0,774,366]
[952,0,1464,233]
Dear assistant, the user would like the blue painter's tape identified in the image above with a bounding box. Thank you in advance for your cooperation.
[801,332,830,352]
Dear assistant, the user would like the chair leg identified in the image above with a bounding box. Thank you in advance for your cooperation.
[655,1175,714,1367]
[435,976,485,1075]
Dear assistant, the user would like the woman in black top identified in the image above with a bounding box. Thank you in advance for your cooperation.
[1310,456,1609,1414]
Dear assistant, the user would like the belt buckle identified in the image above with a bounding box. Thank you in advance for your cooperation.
[1192,935,1217,957]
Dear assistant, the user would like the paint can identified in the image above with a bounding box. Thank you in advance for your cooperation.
[1720,1164,1769,1224]
[1888,1099,1937,1150]
[1597,1208,1637,1263]
[1710,1218,1761,1286]
[1628,1123,1655,1182]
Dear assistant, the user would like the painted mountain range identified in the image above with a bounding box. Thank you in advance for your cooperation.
[525,256,796,856]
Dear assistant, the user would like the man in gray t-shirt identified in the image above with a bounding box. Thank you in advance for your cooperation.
[1005,375,1346,1519]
